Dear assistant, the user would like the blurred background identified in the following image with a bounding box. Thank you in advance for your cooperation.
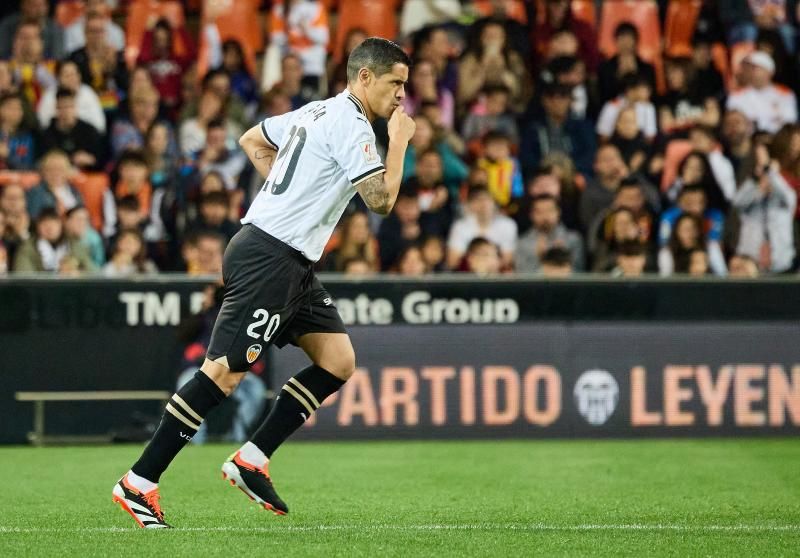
[0,0,798,445]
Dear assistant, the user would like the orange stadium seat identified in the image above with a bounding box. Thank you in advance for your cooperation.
[125,0,187,69]
[55,1,86,27]
[332,0,401,62]
[660,139,693,191]
[664,0,702,57]
[599,0,664,92]
[197,0,261,78]
[473,0,528,24]
[72,172,111,231]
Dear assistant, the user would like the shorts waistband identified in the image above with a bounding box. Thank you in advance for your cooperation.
[243,224,312,266]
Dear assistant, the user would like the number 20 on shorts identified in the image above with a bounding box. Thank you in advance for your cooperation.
[246,309,281,341]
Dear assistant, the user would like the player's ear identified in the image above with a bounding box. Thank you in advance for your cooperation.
[358,67,372,87]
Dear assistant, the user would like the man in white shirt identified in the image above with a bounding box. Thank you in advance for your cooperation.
[727,51,797,133]
[113,38,416,528]
[447,185,518,269]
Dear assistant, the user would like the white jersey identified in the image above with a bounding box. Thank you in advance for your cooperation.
[242,89,385,261]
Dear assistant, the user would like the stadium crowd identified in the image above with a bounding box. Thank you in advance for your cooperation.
[1,0,800,278]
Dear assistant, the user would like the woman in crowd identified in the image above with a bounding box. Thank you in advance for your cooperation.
[103,228,158,276]
[321,211,379,272]
[37,59,105,133]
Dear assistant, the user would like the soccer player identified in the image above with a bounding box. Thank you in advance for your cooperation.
[112,38,416,528]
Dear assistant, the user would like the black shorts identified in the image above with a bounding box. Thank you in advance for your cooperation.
[206,224,347,371]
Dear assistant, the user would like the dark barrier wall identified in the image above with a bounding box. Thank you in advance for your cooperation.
[1,277,799,443]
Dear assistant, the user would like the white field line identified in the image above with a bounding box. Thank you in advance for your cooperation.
[1,523,799,534]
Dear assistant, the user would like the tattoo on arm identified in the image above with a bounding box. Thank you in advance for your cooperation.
[357,175,391,215]
[254,149,274,162]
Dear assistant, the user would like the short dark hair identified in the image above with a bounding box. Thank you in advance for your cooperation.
[467,237,497,255]
[679,184,707,198]
[0,91,22,106]
[615,22,639,41]
[206,117,225,130]
[347,38,411,83]
[200,190,229,208]
[618,240,646,257]
[65,206,87,219]
[117,149,148,168]
[55,87,75,101]
[483,130,511,145]
[531,193,559,208]
[541,246,571,267]
[117,194,141,212]
[467,185,492,201]
[621,72,651,92]
[37,207,60,223]
[618,177,642,192]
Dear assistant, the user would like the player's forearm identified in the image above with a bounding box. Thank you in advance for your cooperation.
[379,139,408,213]
[242,141,277,179]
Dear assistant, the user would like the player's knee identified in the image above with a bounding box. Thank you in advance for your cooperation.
[201,358,246,396]
[325,347,356,381]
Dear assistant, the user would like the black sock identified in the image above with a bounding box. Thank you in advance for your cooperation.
[131,370,226,482]
[250,365,345,458]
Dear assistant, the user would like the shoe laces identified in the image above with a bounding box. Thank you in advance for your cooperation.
[143,489,164,520]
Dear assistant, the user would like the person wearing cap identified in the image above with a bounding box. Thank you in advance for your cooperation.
[519,80,595,179]
[727,50,797,134]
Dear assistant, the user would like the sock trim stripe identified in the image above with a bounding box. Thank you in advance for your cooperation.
[172,394,204,422]
[287,377,321,408]
[165,403,201,430]
[282,384,315,415]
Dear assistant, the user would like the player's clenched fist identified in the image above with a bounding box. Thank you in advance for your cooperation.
[388,105,416,144]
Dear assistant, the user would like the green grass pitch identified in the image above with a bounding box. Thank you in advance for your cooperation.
[0,439,798,557]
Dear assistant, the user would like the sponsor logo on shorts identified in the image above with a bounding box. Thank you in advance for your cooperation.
[323,297,333,306]
[246,343,263,364]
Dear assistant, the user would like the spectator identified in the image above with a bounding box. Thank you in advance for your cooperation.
[728,253,760,277]
[457,19,532,113]
[103,229,158,276]
[63,0,124,56]
[0,92,36,170]
[609,105,649,174]
[395,244,428,276]
[402,149,452,238]
[733,144,797,273]
[179,89,226,157]
[277,53,318,111]
[103,150,152,237]
[0,0,64,60]
[68,12,128,114]
[665,149,734,212]
[270,0,330,96]
[8,21,57,108]
[0,235,7,275]
[659,184,727,276]
[688,32,725,102]
[402,114,468,194]
[40,88,107,171]
[37,60,106,134]
[658,56,721,137]
[520,81,595,179]
[328,27,367,93]
[546,55,597,120]
[26,150,83,219]
[721,109,757,184]
[658,214,711,276]
[323,211,379,272]
[106,194,144,247]
[64,206,104,267]
[403,59,455,130]
[579,144,634,230]
[191,230,225,276]
[687,248,710,276]
[686,125,738,209]
[189,69,248,132]
[768,124,800,218]
[447,186,517,269]
[188,118,247,194]
[596,73,658,143]
[588,178,656,264]
[144,121,179,192]
[111,85,177,159]
[420,234,446,272]
[724,0,795,53]
[590,207,641,272]
[464,237,501,275]
[216,39,258,108]
[597,22,657,105]
[377,189,428,271]
[540,246,573,277]
[611,240,647,277]
[414,25,458,95]
[13,208,94,273]
[1,183,30,262]
[727,51,797,133]
[137,18,195,115]
[186,191,240,244]
[533,0,599,75]
[419,99,465,155]
[515,194,584,273]
[476,131,524,212]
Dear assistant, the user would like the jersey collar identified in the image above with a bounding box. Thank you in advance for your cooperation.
[346,91,367,116]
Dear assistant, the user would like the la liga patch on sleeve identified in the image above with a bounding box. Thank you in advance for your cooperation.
[360,141,378,164]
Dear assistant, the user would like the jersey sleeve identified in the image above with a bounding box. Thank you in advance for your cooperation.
[260,111,294,149]
[330,115,385,186]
